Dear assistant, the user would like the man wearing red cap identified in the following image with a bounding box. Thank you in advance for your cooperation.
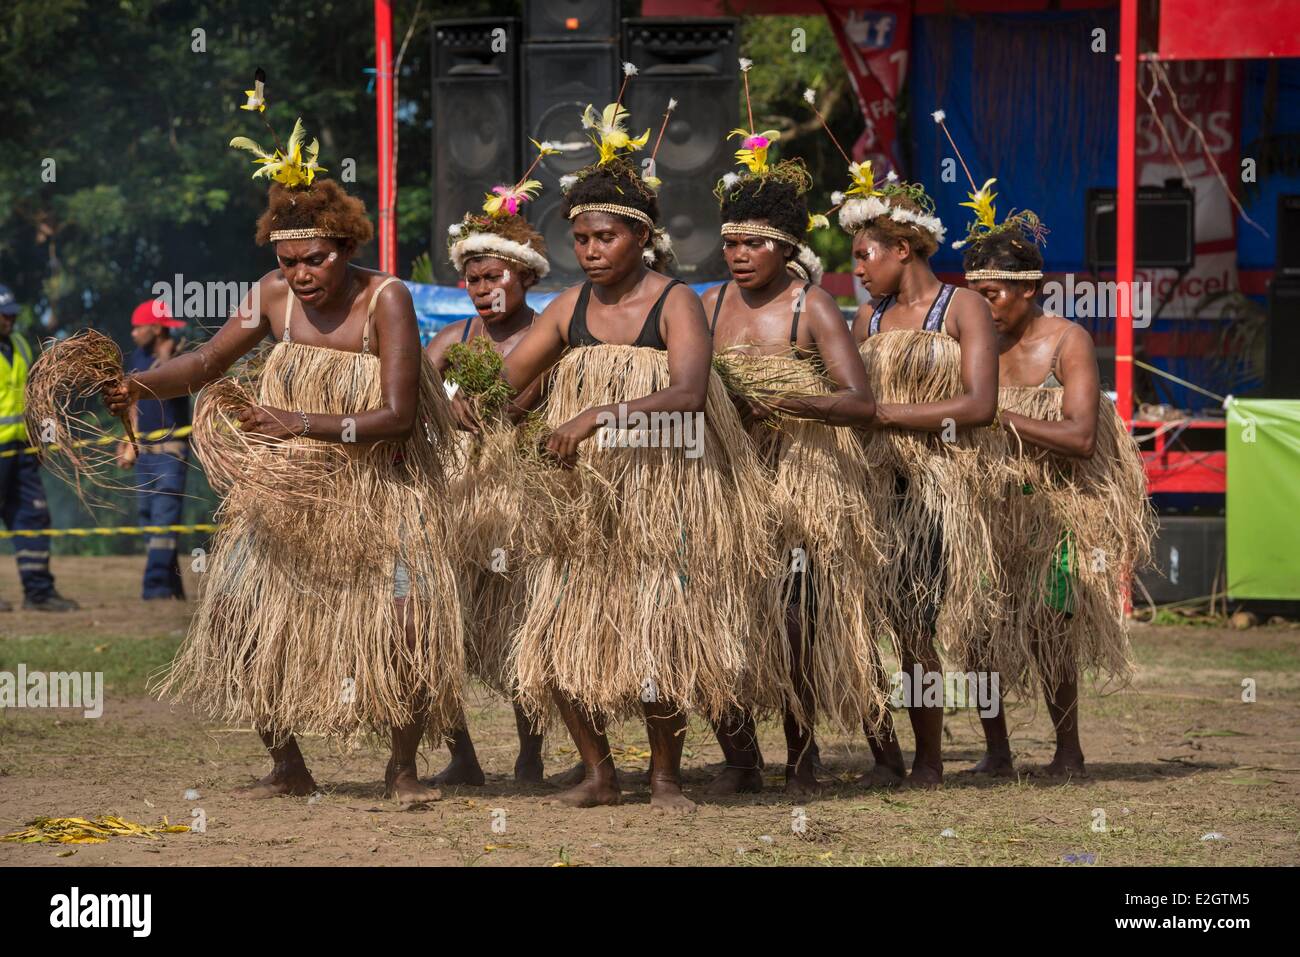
[119,298,190,599]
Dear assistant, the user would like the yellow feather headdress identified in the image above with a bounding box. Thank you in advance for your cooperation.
[228,70,325,189]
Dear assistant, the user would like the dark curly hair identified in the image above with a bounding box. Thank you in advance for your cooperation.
[255,179,374,251]
[561,158,659,240]
[719,177,808,249]
[961,228,1044,289]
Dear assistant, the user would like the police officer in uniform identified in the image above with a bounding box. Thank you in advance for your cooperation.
[0,283,78,612]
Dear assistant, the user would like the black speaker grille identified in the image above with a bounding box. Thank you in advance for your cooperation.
[432,19,521,284]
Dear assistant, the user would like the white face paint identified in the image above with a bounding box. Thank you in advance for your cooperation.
[763,239,775,252]
[501,268,511,284]
[326,251,339,263]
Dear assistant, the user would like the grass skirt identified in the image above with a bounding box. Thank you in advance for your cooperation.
[858,330,1004,669]
[713,352,891,733]
[162,341,465,740]
[978,386,1155,694]
[510,344,778,724]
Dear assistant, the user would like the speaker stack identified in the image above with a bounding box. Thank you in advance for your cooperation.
[431,2,740,287]
[429,18,521,285]
[522,1,619,285]
[1085,184,1197,272]
[1266,195,1300,398]
[623,18,740,282]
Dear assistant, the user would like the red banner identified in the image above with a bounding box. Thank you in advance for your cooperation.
[819,0,913,176]
[1134,60,1242,317]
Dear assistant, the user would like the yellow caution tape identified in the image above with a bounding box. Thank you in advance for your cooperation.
[0,523,217,540]
[0,425,193,458]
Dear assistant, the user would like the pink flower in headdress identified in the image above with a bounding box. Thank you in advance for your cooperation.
[482,179,542,218]
[742,134,772,151]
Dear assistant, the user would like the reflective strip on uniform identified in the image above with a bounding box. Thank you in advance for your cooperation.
[0,414,22,424]
[15,549,49,558]
[147,536,177,550]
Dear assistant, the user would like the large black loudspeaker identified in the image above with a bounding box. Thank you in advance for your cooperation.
[622,18,740,281]
[1085,185,1196,271]
[1277,194,1300,278]
[523,41,617,285]
[430,19,520,285]
[526,0,619,41]
[1266,279,1300,398]
[1136,515,1224,605]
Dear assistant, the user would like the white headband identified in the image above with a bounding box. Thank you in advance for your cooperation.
[449,232,550,278]
[838,196,946,244]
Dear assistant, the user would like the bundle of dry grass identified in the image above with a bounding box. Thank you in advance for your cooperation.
[713,351,892,733]
[156,341,465,739]
[858,330,1005,668]
[447,416,548,705]
[191,376,350,502]
[23,329,136,504]
[980,386,1155,694]
[510,344,780,724]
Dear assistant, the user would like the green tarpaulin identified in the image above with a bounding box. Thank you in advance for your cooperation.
[1226,398,1300,600]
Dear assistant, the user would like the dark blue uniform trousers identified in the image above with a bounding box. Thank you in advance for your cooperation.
[0,441,55,601]
[136,449,188,599]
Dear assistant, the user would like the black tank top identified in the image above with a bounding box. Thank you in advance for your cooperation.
[708,280,813,357]
[567,279,682,351]
[866,283,956,338]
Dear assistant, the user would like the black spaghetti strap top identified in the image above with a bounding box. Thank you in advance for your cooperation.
[459,316,475,343]
[709,280,813,357]
[568,279,682,351]
[866,283,956,338]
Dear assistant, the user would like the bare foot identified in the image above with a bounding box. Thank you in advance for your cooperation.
[555,773,621,808]
[902,763,943,790]
[784,769,824,799]
[431,755,486,787]
[385,761,442,805]
[857,763,905,789]
[1037,752,1088,779]
[550,762,586,789]
[514,753,546,785]
[704,765,763,796]
[650,781,697,814]
[236,763,316,799]
[968,751,1016,777]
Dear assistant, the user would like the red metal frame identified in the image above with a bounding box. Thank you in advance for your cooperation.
[1136,419,1226,494]
[374,0,396,275]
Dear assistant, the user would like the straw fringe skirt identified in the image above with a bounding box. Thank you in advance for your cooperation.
[714,352,892,732]
[978,386,1155,694]
[448,426,539,707]
[510,344,778,724]
[162,342,465,740]
[858,330,1005,669]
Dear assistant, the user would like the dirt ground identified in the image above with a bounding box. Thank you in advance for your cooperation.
[1,556,1297,867]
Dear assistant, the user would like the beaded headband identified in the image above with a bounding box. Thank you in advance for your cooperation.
[269,227,345,242]
[964,269,1044,281]
[567,203,654,228]
[720,221,800,247]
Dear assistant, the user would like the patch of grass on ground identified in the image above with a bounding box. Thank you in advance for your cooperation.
[0,633,182,696]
